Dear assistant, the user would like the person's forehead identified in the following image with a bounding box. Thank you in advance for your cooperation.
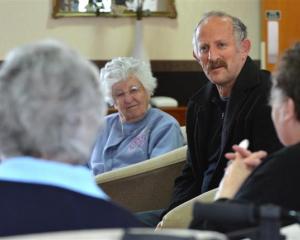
[196,17,235,41]
[112,75,142,90]
[202,16,232,27]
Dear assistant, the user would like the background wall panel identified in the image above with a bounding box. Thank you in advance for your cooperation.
[0,0,260,60]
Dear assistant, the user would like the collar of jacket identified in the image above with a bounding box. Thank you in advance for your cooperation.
[187,56,270,163]
[189,56,261,106]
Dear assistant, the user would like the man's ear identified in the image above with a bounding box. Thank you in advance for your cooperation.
[284,98,296,121]
[241,38,251,55]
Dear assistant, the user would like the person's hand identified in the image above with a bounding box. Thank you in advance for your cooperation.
[215,150,267,200]
[225,144,251,160]
[225,145,265,169]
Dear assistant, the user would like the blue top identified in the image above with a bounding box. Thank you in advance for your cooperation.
[0,157,109,200]
[90,108,184,175]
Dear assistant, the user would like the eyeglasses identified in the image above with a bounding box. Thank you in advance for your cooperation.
[112,85,142,100]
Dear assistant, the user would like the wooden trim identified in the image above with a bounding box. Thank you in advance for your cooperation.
[92,60,202,72]
[0,59,260,106]
[0,59,260,72]
[150,60,202,72]
[92,59,260,72]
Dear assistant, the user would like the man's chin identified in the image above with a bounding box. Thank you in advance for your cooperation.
[208,74,224,83]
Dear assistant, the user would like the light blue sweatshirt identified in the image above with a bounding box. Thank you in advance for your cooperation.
[0,157,108,199]
[90,108,184,175]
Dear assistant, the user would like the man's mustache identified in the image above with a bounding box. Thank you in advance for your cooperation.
[207,59,227,72]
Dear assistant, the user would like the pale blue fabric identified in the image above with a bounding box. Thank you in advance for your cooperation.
[90,108,184,175]
[0,157,109,200]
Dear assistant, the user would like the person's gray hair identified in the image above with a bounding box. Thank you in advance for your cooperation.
[0,39,106,164]
[100,57,157,105]
[271,42,300,120]
[192,11,248,53]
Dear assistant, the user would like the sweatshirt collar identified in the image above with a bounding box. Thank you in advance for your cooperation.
[0,157,109,200]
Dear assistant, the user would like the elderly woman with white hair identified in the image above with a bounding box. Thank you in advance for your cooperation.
[90,57,184,175]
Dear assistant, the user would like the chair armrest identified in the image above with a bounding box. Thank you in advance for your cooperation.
[95,146,187,212]
[160,188,218,229]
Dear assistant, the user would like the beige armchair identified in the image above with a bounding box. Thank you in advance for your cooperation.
[95,145,187,212]
[159,188,218,229]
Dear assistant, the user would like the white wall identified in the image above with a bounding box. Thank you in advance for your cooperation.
[0,0,260,60]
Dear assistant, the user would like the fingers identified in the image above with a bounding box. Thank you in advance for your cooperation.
[225,148,267,169]
[243,150,267,168]
[232,145,252,157]
[225,152,236,160]
[225,144,252,161]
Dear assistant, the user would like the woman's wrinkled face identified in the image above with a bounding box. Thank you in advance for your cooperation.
[112,75,149,123]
